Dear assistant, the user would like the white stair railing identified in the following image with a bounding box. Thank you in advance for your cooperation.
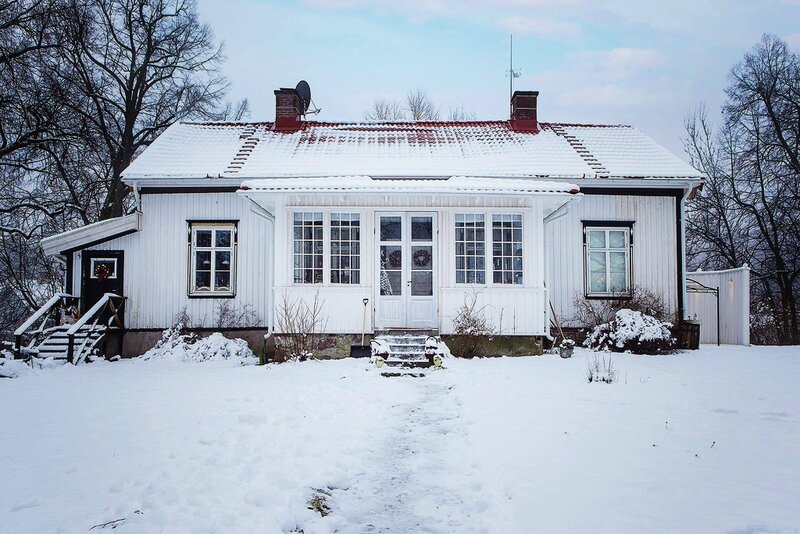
[66,293,126,364]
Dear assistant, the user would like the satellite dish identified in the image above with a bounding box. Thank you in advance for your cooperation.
[295,80,311,113]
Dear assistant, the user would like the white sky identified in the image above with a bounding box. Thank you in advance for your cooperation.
[196,0,800,159]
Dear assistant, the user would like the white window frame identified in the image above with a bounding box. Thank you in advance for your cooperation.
[454,213,487,285]
[290,211,365,287]
[292,212,324,284]
[188,222,237,297]
[491,213,524,285]
[584,224,633,298]
[89,257,118,279]
[330,212,361,285]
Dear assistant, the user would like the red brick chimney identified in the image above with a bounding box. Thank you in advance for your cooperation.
[510,90,539,133]
[273,88,303,132]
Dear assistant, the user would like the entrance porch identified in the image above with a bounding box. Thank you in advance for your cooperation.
[239,176,581,336]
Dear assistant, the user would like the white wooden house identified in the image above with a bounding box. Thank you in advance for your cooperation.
[35,89,703,357]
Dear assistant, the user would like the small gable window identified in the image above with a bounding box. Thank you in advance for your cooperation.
[584,223,633,297]
[189,222,237,297]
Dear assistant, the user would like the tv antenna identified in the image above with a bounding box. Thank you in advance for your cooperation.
[295,80,321,116]
[507,34,521,119]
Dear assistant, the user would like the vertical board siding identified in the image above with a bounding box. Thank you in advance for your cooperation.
[88,193,272,329]
[547,194,678,326]
[80,191,678,337]
[686,267,750,345]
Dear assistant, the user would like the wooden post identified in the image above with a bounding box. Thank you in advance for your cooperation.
[67,334,74,364]
[14,334,21,360]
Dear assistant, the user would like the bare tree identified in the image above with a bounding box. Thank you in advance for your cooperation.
[405,88,439,121]
[364,98,405,121]
[57,0,229,219]
[685,34,800,344]
[0,0,240,338]
[448,105,476,121]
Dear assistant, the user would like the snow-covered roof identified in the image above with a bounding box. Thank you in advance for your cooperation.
[40,212,140,256]
[122,121,702,183]
[240,176,581,196]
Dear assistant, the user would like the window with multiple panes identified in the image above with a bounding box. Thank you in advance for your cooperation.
[189,223,236,296]
[492,214,523,284]
[584,224,632,297]
[330,213,361,284]
[455,214,486,284]
[293,212,324,284]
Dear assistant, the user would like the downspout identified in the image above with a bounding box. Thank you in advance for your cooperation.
[677,185,693,322]
[245,196,276,335]
[542,197,579,341]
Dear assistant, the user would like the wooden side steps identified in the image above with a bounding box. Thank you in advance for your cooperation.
[28,325,106,363]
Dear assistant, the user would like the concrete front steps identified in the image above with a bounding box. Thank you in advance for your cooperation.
[372,331,447,368]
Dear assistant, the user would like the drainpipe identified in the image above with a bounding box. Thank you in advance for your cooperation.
[542,197,580,342]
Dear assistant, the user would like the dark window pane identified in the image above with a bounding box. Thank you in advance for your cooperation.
[380,270,402,295]
[195,271,211,290]
[412,271,433,296]
[411,217,433,241]
[195,230,212,247]
[196,251,211,270]
[215,251,231,270]
[215,271,231,291]
[380,217,402,241]
[215,230,231,247]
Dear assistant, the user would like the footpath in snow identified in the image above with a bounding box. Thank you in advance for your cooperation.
[1,345,799,533]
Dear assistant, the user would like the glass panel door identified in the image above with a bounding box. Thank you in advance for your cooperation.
[406,213,436,328]
[376,214,406,327]
[375,212,437,329]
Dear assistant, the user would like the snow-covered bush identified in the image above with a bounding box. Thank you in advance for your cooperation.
[585,309,675,354]
[0,350,31,378]
[573,287,671,329]
[587,354,617,383]
[142,319,256,364]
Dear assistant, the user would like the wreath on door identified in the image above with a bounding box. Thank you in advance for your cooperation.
[94,263,111,280]
[412,248,431,267]
[388,249,402,268]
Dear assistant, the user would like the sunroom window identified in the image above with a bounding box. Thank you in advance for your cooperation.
[330,213,360,284]
[585,225,632,297]
[293,212,323,284]
[189,223,236,296]
[492,214,523,284]
[455,214,486,284]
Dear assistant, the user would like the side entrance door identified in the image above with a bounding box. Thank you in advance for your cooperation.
[81,250,124,320]
[375,212,437,330]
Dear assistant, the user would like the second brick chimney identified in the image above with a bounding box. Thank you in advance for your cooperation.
[510,90,539,133]
[273,88,303,132]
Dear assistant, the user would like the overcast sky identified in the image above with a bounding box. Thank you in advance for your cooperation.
[195,0,800,158]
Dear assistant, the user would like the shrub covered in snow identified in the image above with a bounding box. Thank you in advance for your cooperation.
[586,354,617,383]
[0,352,31,378]
[142,322,256,364]
[585,309,675,354]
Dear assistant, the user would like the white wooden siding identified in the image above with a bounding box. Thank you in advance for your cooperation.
[546,194,678,325]
[76,191,681,337]
[86,193,272,329]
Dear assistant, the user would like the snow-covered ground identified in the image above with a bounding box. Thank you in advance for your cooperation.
[1,345,799,533]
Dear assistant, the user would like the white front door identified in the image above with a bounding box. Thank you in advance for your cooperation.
[375,212,437,329]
